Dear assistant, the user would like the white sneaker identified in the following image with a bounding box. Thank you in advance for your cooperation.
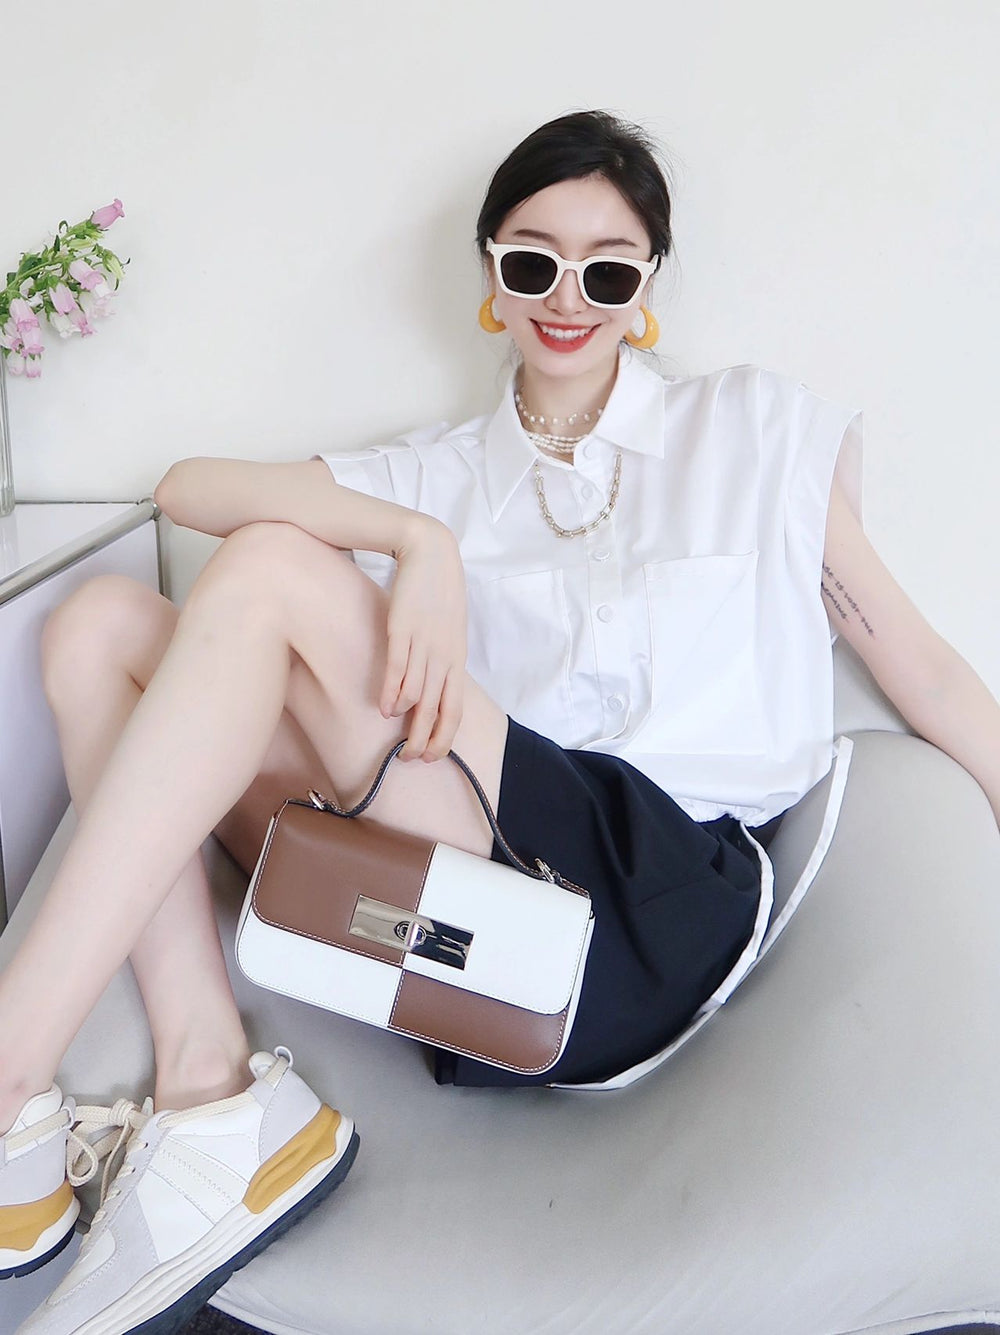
[0,1086,80,1281]
[16,1048,359,1335]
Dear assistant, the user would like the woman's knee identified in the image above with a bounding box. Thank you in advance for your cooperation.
[184,521,361,622]
[40,574,173,702]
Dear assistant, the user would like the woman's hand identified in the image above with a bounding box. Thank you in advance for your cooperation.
[379,517,468,762]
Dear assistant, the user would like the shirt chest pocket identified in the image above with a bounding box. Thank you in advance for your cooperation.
[465,567,577,741]
[641,551,768,756]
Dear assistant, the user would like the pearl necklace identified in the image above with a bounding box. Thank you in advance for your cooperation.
[522,428,579,457]
[514,389,604,431]
[515,389,604,454]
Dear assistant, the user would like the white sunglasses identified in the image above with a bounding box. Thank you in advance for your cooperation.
[486,237,660,309]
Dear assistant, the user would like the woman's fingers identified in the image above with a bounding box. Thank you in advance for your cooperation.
[423,669,464,761]
[380,614,466,761]
[402,660,448,760]
[394,650,427,741]
[380,630,411,718]
[383,632,428,714]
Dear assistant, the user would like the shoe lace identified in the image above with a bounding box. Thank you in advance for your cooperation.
[66,1096,153,1212]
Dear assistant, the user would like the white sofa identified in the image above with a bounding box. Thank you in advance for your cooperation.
[4,638,1000,1335]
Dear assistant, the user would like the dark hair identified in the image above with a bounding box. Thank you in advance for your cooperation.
[475,110,673,267]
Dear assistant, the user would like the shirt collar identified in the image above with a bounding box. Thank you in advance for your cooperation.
[483,346,666,521]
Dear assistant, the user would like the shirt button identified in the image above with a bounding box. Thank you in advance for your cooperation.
[596,604,614,623]
[580,483,594,499]
[607,694,626,712]
[581,442,594,459]
[592,548,611,562]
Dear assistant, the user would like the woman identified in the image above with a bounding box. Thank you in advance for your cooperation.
[2,110,998,1334]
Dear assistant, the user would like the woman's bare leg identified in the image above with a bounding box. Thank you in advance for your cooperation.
[37,575,301,1114]
[0,523,507,1131]
[38,575,375,1119]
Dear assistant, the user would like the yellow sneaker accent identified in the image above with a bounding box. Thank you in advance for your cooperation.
[243,1105,341,1215]
[0,1179,75,1252]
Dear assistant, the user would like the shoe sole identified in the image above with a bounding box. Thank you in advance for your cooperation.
[0,1196,79,1281]
[73,1115,359,1335]
[0,1219,77,1281]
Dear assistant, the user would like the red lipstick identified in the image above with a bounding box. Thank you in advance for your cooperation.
[531,320,599,353]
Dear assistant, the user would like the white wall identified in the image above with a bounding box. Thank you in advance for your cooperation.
[3,0,997,692]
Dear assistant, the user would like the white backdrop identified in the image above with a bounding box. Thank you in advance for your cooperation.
[2,0,997,692]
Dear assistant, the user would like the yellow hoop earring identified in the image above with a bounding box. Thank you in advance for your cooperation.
[478,295,506,333]
[624,305,659,349]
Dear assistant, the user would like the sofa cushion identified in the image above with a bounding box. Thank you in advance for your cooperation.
[4,730,999,1334]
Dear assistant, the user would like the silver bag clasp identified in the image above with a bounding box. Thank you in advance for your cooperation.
[349,896,473,970]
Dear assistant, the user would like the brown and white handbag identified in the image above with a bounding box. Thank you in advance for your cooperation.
[234,739,595,1076]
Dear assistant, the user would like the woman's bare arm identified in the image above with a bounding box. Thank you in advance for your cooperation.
[822,473,1000,829]
[153,456,439,559]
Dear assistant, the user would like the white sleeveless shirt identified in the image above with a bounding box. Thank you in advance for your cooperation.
[314,346,864,828]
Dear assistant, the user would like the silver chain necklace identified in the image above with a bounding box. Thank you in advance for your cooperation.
[532,449,624,539]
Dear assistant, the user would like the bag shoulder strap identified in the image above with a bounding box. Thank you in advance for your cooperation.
[297,740,588,898]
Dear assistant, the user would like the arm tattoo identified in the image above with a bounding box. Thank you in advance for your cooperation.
[822,563,875,636]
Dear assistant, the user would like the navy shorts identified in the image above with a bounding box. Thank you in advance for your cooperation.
[433,715,779,1088]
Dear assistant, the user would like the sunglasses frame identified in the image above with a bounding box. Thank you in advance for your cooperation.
[486,237,660,309]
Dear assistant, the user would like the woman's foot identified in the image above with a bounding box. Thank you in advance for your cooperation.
[16,1047,359,1335]
[0,1087,79,1281]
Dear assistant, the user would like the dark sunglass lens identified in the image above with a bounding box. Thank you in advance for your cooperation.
[584,261,642,306]
[500,250,558,296]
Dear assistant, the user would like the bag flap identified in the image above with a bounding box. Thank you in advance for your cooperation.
[403,842,592,1014]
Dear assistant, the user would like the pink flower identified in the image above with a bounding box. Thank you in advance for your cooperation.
[50,283,80,316]
[91,199,124,229]
[0,319,23,353]
[20,322,44,356]
[4,351,26,376]
[68,258,104,290]
[9,297,39,333]
[69,306,96,337]
[24,354,43,378]
[8,300,41,355]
